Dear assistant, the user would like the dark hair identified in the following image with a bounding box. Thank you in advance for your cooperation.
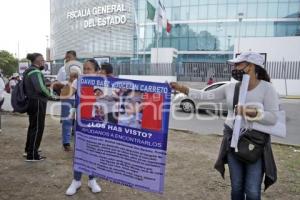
[85,59,100,71]
[26,53,42,63]
[66,50,77,57]
[255,65,270,82]
[94,88,103,93]
[101,63,113,75]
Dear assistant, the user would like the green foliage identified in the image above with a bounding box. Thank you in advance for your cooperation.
[0,50,18,76]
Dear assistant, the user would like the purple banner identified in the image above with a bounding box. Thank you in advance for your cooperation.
[74,76,171,193]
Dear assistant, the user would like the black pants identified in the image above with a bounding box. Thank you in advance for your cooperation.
[25,98,47,159]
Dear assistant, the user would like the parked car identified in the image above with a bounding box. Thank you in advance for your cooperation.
[172,81,231,114]
[44,75,60,101]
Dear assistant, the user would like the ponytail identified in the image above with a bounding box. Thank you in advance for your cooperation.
[255,65,270,82]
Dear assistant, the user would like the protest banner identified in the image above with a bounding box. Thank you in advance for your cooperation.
[74,76,171,193]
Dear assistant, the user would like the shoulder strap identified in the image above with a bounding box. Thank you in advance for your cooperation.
[27,69,41,76]
[233,82,241,108]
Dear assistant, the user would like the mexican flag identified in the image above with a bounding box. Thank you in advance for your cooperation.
[147,1,156,21]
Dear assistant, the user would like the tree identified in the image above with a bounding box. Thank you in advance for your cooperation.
[0,50,18,76]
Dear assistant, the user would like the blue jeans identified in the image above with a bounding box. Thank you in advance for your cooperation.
[74,170,94,181]
[61,99,75,145]
[227,152,263,200]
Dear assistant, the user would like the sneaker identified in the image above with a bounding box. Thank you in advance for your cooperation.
[88,179,101,193]
[23,149,42,157]
[63,144,72,152]
[25,155,46,162]
[65,180,81,196]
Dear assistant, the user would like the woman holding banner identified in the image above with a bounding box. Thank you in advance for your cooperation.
[170,52,279,200]
[65,59,102,196]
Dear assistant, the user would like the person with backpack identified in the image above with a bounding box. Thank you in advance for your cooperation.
[23,53,51,162]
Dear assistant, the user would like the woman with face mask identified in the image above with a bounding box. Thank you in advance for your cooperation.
[23,53,51,161]
[170,52,279,200]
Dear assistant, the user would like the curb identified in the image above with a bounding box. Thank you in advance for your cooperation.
[282,96,300,99]
[169,128,300,148]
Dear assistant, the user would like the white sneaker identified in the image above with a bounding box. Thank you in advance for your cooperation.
[65,180,81,196]
[88,179,101,193]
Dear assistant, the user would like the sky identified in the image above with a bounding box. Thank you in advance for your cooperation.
[0,0,50,59]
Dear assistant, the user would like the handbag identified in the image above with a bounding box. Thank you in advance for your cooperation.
[232,83,267,164]
[234,129,267,164]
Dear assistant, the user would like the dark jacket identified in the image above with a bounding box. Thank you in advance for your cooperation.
[214,124,277,191]
[23,66,51,101]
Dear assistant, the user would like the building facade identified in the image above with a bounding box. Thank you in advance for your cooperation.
[50,0,300,63]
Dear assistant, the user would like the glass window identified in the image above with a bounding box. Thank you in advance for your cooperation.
[237,3,247,14]
[266,22,275,36]
[188,37,198,51]
[240,23,247,37]
[287,22,298,36]
[172,24,181,37]
[199,6,208,19]
[257,3,268,18]
[138,1,146,10]
[278,3,289,17]
[226,23,237,37]
[180,25,189,37]
[166,8,172,19]
[288,3,300,17]
[139,10,145,23]
[163,38,171,47]
[172,7,181,20]
[227,4,238,19]
[179,38,188,50]
[208,4,218,19]
[267,3,278,18]
[190,7,199,20]
[247,3,258,18]
[145,26,154,38]
[275,23,287,36]
[172,1,180,7]
[180,0,189,6]
[207,24,217,36]
[164,0,172,7]
[218,4,227,19]
[189,24,198,37]
[256,22,267,36]
[208,0,218,4]
[171,38,179,49]
[199,0,209,5]
[181,6,190,20]
[198,24,207,33]
[226,35,234,50]
[246,22,257,37]
[190,0,199,5]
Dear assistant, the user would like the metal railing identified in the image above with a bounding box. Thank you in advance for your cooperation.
[49,61,300,81]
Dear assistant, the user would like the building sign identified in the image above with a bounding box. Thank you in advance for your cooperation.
[67,4,128,29]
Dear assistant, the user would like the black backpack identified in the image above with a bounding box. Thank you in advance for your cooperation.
[11,69,39,113]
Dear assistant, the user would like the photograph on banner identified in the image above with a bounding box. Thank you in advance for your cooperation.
[74,76,171,193]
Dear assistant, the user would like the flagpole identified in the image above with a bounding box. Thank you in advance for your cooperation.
[133,4,139,62]
[156,0,159,66]
[143,1,147,64]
